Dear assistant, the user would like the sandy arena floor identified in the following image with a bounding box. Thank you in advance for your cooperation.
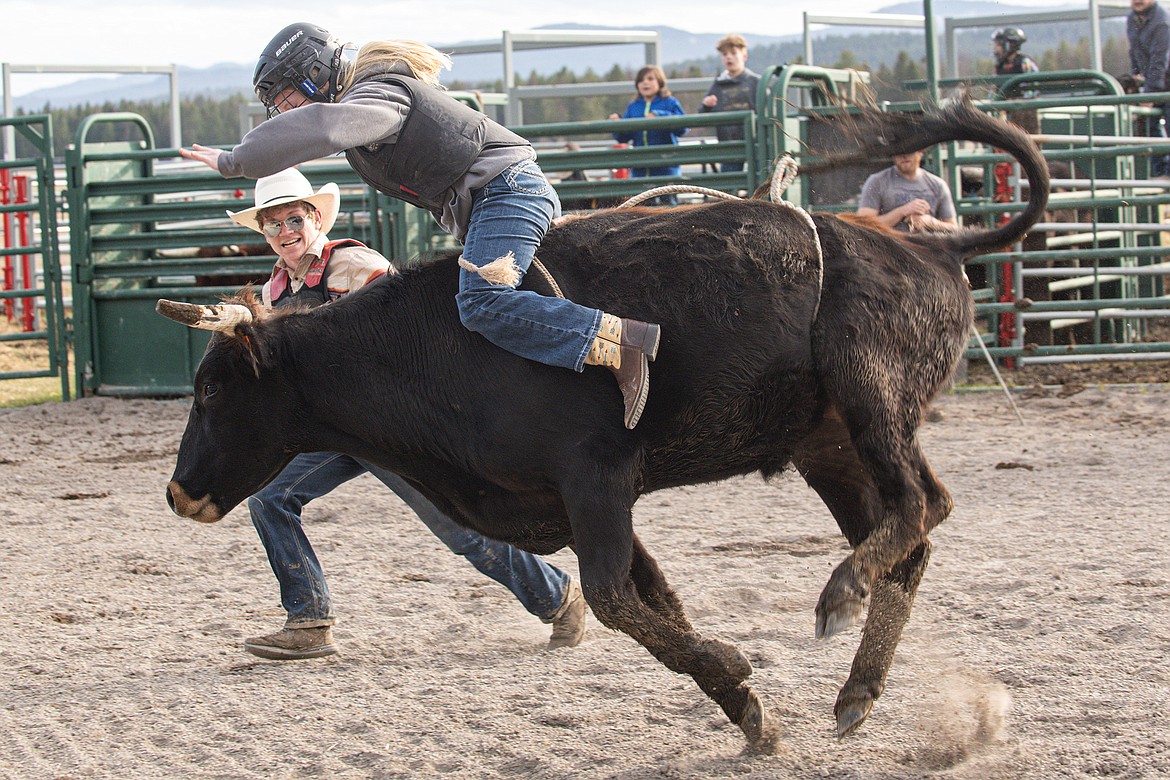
[1,387,1168,778]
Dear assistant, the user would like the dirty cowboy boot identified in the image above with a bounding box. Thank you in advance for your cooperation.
[584,312,661,429]
[547,580,587,649]
[244,626,337,660]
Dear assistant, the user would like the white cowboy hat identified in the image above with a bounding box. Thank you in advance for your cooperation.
[227,168,340,235]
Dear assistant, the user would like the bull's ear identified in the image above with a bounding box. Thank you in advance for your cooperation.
[232,323,265,380]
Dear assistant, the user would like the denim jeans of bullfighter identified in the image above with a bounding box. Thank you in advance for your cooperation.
[247,450,571,627]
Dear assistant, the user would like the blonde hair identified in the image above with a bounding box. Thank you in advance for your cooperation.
[344,39,452,91]
[716,33,748,53]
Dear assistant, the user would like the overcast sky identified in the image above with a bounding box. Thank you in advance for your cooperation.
[8,0,1080,94]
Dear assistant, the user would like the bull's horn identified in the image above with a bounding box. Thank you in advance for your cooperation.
[156,299,254,331]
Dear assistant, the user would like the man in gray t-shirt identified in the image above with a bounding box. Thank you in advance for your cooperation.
[856,150,958,232]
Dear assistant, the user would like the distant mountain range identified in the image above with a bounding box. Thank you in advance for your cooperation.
[12,2,1127,110]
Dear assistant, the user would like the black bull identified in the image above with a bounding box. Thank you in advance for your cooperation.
[161,101,1048,752]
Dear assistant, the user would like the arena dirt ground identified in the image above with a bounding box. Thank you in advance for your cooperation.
[1,384,1168,778]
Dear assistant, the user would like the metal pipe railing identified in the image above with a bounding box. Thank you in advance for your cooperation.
[1022,265,1170,277]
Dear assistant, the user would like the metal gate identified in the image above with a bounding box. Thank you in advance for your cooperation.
[64,113,409,396]
[34,72,1170,400]
[0,114,69,401]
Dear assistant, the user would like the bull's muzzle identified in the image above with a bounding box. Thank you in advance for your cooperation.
[166,480,224,524]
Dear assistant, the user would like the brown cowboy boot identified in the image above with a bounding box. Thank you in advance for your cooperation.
[547,580,587,649]
[244,626,337,660]
[585,312,661,429]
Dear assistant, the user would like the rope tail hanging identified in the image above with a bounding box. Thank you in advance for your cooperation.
[616,153,800,208]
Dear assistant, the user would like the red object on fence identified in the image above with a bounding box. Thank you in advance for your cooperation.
[611,143,630,180]
[1,169,12,323]
[993,160,1017,369]
[15,175,34,332]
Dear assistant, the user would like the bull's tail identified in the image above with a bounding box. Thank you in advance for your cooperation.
[804,97,1049,258]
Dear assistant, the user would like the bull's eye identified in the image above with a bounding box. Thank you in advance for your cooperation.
[203,382,219,399]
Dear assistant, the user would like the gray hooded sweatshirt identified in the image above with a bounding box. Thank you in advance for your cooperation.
[217,63,535,240]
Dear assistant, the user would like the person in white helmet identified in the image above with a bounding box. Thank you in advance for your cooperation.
[181,23,661,429]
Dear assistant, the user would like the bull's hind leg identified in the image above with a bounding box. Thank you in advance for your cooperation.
[810,396,952,641]
[834,540,930,737]
[794,407,947,736]
[569,493,780,752]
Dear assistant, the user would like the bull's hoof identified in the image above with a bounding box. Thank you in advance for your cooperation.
[834,695,874,738]
[815,564,868,639]
[815,603,864,640]
[739,694,784,754]
[696,636,753,681]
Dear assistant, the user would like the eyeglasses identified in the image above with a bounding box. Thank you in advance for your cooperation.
[261,214,311,237]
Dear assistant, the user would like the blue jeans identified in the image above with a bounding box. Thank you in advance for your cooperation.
[247,451,571,628]
[457,159,602,372]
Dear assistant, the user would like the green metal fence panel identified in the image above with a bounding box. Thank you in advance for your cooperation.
[59,78,1170,396]
[970,85,1170,365]
[754,64,875,210]
[975,89,1170,365]
[520,112,759,195]
[91,294,210,395]
[751,69,1170,369]
[0,114,69,399]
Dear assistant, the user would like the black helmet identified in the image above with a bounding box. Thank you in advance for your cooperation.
[253,22,356,116]
[992,27,1027,52]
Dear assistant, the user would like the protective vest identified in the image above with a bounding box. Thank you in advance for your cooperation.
[269,239,367,310]
[996,54,1037,76]
[343,73,529,214]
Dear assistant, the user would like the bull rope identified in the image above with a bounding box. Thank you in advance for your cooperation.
[611,155,824,311]
[612,154,803,209]
[528,258,566,298]
[616,184,740,208]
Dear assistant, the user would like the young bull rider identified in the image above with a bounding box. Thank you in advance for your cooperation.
[228,168,586,659]
[180,21,660,429]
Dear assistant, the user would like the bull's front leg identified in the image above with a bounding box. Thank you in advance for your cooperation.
[572,515,782,753]
[627,534,781,752]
